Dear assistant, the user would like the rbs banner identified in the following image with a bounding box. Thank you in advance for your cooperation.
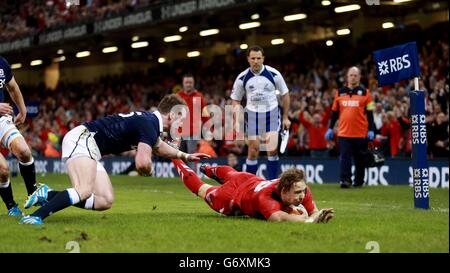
[373,42,420,86]
[409,91,430,209]
[8,157,448,189]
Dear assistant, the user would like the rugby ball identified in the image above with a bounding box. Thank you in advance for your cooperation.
[284,204,307,215]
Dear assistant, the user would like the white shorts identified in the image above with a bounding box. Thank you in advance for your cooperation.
[0,115,22,148]
[244,107,281,137]
[62,125,102,164]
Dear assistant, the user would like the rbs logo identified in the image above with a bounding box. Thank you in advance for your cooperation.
[378,54,411,76]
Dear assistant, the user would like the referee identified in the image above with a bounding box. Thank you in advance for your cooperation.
[325,66,375,188]
[230,45,290,180]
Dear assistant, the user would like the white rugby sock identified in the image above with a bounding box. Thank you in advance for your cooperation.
[84,194,95,210]
[67,188,81,205]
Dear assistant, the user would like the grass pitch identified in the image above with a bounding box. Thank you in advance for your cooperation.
[0,174,448,253]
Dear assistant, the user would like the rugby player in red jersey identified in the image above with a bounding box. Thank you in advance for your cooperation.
[172,159,334,223]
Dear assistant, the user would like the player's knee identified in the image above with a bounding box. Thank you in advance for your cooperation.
[103,201,113,210]
[0,164,9,181]
[95,203,112,211]
[14,145,32,162]
[103,192,114,209]
[96,196,114,210]
[248,148,259,159]
[248,143,259,154]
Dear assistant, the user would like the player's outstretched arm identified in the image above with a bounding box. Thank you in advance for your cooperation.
[268,208,334,223]
[268,211,309,223]
[153,139,211,162]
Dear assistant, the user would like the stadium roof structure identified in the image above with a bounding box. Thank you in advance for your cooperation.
[2,0,448,69]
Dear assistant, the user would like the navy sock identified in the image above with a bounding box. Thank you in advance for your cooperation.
[47,190,59,201]
[76,193,95,210]
[46,190,92,210]
[31,189,80,220]
[19,160,37,196]
[73,200,87,209]
[267,156,280,180]
[246,159,258,174]
[0,182,17,210]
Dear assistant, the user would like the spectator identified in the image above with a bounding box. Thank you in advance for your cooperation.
[429,112,449,158]
[177,74,209,167]
[298,103,330,158]
[0,23,447,161]
[227,152,242,172]
[381,111,403,157]
[197,139,218,158]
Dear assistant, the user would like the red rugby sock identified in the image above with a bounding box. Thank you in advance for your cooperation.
[203,166,237,184]
[172,159,204,195]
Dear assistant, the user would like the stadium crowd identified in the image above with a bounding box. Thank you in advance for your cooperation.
[0,0,160,42]
[1,0,447,161]
[9,25,447,160]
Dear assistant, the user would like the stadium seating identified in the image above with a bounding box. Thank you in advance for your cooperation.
[13,24,448,160]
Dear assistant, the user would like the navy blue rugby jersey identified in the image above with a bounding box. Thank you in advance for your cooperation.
[84,111,162,156]
[0,56,13,102]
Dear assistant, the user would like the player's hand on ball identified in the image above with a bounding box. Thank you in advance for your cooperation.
[291,204,308,215]
[187,153,211,162]
[322,212,334,223]
[317,208,334,223]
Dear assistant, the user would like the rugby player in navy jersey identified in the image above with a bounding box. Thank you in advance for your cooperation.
[20,94,210,225]
[0,55,39,217]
